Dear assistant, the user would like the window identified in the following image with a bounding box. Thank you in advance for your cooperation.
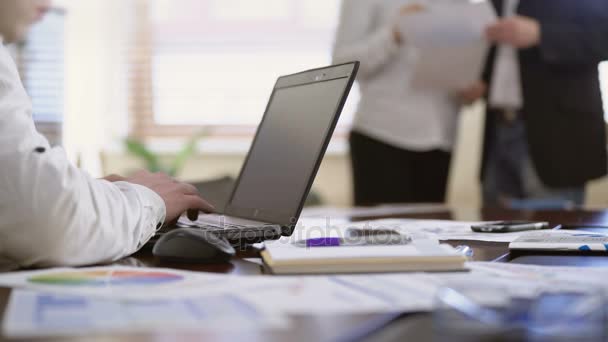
[18,9,66,146]
[129,0,358,138]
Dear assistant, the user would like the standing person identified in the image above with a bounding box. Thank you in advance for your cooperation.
[332,0,480,206]
[0,0,214,269]
[470,0,608,208]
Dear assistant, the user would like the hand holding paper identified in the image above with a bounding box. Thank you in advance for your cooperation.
[486,16,541,48]
[459,81,488,105]
[392,3,427,45]
[396,0,497,91]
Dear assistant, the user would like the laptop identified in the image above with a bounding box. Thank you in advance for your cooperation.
[173,62,359,244]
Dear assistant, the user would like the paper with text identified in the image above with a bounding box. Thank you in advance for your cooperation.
[2,290,286,338]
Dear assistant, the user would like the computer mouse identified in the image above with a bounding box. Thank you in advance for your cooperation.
[152,228,236,263]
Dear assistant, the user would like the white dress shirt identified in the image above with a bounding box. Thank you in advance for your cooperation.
[488,0,523,110]
[332,0,459,152]
[0,38,166,269]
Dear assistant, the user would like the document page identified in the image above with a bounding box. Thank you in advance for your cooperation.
[373,219,545,243]
[398,0,497,90]
[2,290,287,338]
[3,263,607,338]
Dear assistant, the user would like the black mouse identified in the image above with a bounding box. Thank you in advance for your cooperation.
[152,228,236,263]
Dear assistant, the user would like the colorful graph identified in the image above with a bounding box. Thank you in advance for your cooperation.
[27,270,184,287]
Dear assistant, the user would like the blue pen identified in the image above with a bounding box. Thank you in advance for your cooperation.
[294,235,411,248]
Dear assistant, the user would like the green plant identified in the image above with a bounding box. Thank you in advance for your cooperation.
[124,131,207,177]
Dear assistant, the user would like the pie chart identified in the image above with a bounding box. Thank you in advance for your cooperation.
[27,270,184,287]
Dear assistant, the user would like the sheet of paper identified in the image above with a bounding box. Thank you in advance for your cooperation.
[373,219,542,243]
[276,217,440,244]
[240,273,445,314]
[273,218,535,243]
[509,231,608,251]
[398,0,497,90]
[467,261,608,292]
[0,266,235,299]
[3,262,605,330]
[2,289,287,338]
[285,219,607,245]
[0,265,491,317]
[241,270,566,315]
[0,268,458,318]
[0,266,321,305]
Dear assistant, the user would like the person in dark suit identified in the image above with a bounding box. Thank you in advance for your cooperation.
[462,0,608,208]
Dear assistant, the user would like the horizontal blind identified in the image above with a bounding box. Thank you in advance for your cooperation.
[19,9,66,146]
[130,0,358,137]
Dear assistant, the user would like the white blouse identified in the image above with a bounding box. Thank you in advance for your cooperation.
[332,0,460,152]
[0,37,166,269]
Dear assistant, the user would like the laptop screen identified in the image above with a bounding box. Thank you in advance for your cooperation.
[225,63,358,230]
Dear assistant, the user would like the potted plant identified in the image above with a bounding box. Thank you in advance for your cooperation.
[124,130,207,177]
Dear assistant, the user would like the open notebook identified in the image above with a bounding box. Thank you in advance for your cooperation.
[261,239,467,275]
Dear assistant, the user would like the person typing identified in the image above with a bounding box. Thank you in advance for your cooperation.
[0,0,213,269]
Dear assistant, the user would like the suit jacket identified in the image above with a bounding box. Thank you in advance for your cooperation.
[482,0,608,188]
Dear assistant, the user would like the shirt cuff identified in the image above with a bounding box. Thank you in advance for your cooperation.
[121,182,167,242]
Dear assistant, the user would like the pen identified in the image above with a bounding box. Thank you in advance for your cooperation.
[471,221,550,233]
[294,235,411,248]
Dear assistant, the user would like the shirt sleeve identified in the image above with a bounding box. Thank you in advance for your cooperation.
[0,44,166,268]
[536,0,608,66]
[331,0,401,80]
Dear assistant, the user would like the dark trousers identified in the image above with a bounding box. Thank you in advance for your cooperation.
[483,117,585,209]
[349,131,451,206]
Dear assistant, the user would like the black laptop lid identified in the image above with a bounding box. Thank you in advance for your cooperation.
[224,62,359,235]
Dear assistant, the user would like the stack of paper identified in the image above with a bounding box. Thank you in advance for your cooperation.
[509,231,608,252]
[261,239,467,274]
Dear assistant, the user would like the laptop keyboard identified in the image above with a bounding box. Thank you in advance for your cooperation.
[176,217,269,231]
[143,216,282,249]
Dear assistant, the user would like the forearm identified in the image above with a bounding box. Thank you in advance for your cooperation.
[539,24,608,65]
[0,146,165,267]
[536,2,608,65]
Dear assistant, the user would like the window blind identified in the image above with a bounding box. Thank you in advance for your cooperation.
[18,9,66,146]
[129,0,358,138]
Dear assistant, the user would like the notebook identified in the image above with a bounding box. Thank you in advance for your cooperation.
[509,232,608,252]
[261,239,467,274]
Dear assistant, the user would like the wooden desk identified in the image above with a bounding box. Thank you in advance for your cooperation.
[2,207,608,342]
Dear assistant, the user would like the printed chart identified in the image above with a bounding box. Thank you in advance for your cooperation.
[27,270,184,287]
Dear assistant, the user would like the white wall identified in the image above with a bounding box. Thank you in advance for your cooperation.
[61,0,130,176]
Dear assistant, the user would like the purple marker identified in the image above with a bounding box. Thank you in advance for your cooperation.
[294,235,410,248]
[301,237,342,247]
